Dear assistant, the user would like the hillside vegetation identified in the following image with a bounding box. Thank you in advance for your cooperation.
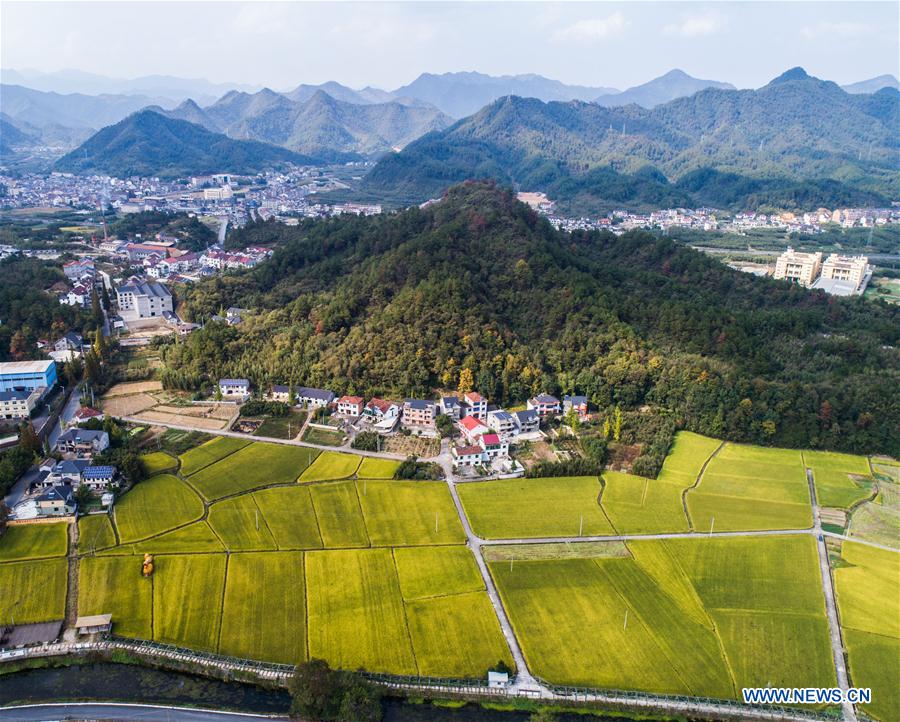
[164,182,900,456]
[364,69,900,212]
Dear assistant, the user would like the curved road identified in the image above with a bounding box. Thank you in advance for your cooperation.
[0,703,286,722]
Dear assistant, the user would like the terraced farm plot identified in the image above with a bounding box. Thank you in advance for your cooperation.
[804,450,875,509]
[299,451,360,482]
[656,431,722,488]
[207,497,277,551]
[600,471,689,534]
[179,436,251,476]
[78,515,117,552]
[357,481,465,546]
[79,555,153,639]
[309,481,369,547]
[0,559,67,624]
[105,521,224,555]
[0,522,68,561]
[306,549,416,674]
[189,443,318,500]
[393,546,485,600]
[140,451,179,476]
[406,592,513,678]
[457,477,614,539]
[115,474,204,543]
[220,552,307,664]
[357,457,401,479]
[848,483,900,548]
[252,486,323,549]
[153,554,226,651]
[686,444,812,531]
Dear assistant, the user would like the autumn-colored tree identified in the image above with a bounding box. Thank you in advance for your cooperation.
[9,330,28,360]
[457,367,474,394]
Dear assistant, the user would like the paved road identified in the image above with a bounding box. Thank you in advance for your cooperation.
[479,527,814,546]
[0,703,286,722]
[218,218,228,244]
[807,470,857,722]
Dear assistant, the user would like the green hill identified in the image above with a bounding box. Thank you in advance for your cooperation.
[364,69,900,212]
[167,182,899,458]
[53,110,315,177]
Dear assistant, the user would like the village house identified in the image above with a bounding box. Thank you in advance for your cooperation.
[45,459,91,486]
[0,388,41,419]
[56,428,109,457]
[452,444,486,468]
[218,378,250,398]
[458,414,490,443]
[527,393,561,417]
[12,485,76,520]
[293,387,333,408]
[63,258,95,281]
[513,409,540,434]
[72,407,104,425]
[336,395,365,417]
[461,391,487,419]
[364,398,399,421]
[563,395,589,418]
[402,399,436,428]
[80,465,117,491]
[486,409,516,436]
[478,432,509,460]
[54,332,84,353]
[439,396,461,420]
[269,385,293,404]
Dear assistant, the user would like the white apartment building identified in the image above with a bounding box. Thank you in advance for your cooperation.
[0,388,40,419]
[116,281,174,321]
[773,248,823,287]
[821,254,869,288]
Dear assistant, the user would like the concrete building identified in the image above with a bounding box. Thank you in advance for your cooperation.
[818,253,870,290]
[0,359,57,394]
[56,429,109,457]
[116,281,174,321]
[773,248,823,287]
[296,387,335,408]
[218,378,250,398]
[336,395,365,417]
[402,399,436,428]
[0,388,41,419]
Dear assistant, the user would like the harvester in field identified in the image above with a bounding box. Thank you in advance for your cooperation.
[142,553,154,577]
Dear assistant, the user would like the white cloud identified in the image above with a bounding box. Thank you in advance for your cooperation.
[800,21,873,39]
[663,14,725,37]
[553,12,627,44]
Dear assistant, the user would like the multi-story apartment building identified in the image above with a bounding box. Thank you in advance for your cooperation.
[402,399,436,427]
[0,388,41,419]
[116,281,174,321]
[820,254,869,288]
[773,248,823,287]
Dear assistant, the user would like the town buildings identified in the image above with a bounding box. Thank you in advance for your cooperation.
[774,248,872,296]
[116,280,174,321]
[773,248,823,287]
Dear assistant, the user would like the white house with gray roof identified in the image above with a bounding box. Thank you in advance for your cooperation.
[116,280,173,321]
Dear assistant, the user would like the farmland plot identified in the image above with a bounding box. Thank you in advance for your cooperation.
[189,443,317,500]
[0,559,67,624]
[600,471,689,534]
[105,521,224,555]
[299,451,360,482]
[207,496,277,551]
[78,515,117,552]
[0,523,67,561]
[153,554,226,651]
[804,450,874,509]
[140,451,179,476]
[656,431,722,488]
[252,486,323,549]
[79,555,153,639]
[357,481,465,546]
[393,546,484,600]
[309,481,369,547]
[179,437,251,476]
[357,457,400,479]
[115,474,204,543]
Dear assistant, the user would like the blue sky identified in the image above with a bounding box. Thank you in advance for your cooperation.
[2,1,897,91]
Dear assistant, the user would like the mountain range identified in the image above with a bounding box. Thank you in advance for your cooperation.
[594,69,734,108]
[53,109,312,178]
[364,68,900,212]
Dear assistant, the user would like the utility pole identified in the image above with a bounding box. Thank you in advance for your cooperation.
[435,511,439,533]
[624,609,628,630]
[255,509,259,531]
[709,516,715,536]
[579,514,583,536]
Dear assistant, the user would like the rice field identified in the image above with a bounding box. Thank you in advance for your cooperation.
[140,451,179,476]
[656,431,722,488]
[78,515,117,552]
[848,480,900,548]
[207,496,277,551]
[0,523,68,561]
[357,457,401,479]
[115,474,204,543]
[178,436,251,476]
[79,555,153,639]
[457,477,614,539]
[803,450,875,509]
[0,559,67,624]
[356,480,465,546]
[152,554,226,651]
[188,442,318,500]
[299,451,361,482]
[686,443,812,531]
[309,481,370,547]
[252,486,323,549]
[600,471,689,534]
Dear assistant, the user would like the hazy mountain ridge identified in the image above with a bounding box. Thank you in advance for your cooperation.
[53,109,314,177]
[595,69,735,108]
[364,68,900,211]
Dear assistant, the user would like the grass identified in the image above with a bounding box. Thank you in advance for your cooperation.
[848,483,900,547]
[833,542,900,639]
[457,477,614,539]
[0,523,68,561]
[153,553,226,652]
[189,442,319,500]
[219,552,307,664]
[357,457,401,479]
[483,541,629,562]
[306,548,417,674]
[179,436,251,476]
[299,451,361,482]
[79,555,153,639]
[0,559,67,624]
[842,630,899,722]
[140,451,179,476]
[252,486,323,549]
[115,474,204,543]
[104,521,224,555]
[686,443,812,531]
[600,471,689,534]
[490,535,836,696]
[309,481,369,547]
[301,426,345,446]
[356,481,465,546]
[252,410,307,439]
[78,515,117,552]
[393,546,485,600]
[803,450,874,509]
[207,496,277,551]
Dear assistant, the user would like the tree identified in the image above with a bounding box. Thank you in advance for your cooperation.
[19,421,41,455]
[9,330,28,360]
[602,417,610,440]
[529,709,558,722]
[101,283,111,310]
[337,679,382,722]
[73,483,93,507]
[0,503,10,536]
[64,356,84,386]
[289,659,344,721]
[93,327,106,360]
[435,413,454,438]
[457,367,474,395]
[91,287,102,324]
[564,408,580,432]
[613,405,623,442]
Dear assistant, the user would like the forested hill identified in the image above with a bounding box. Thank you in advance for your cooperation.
[172,182,899,456]
[363,68,900,212]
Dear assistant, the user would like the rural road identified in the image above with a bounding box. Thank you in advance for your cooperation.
[807,470,857,722]
[0,703,286,722]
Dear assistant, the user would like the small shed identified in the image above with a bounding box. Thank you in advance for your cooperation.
[74,614,112,635]
[488,671,509,688]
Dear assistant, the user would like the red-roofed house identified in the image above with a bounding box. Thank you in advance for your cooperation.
[73,407,104,424]
[452,444,486,467]
[458,415,490,442]
[336,395,364,417]
[462,391,487,419]
[364,398,399,421]
[478,433,509,460]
